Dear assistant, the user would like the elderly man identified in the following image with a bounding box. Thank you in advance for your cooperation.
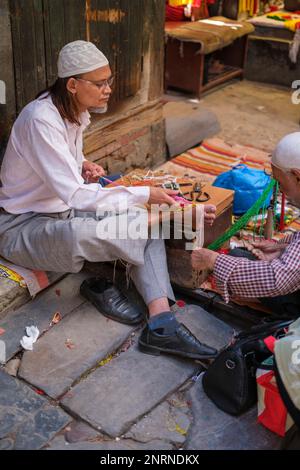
[192,132,300,317]
[0,40,217,360]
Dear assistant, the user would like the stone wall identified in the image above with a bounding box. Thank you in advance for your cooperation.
[84,100,166,173]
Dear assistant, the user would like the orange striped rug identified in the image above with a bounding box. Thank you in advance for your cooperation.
[170,137,272,177]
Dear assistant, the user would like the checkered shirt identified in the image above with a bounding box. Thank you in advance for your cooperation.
[214,232,300,303]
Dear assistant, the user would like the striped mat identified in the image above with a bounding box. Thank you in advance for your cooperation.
[170,137,272,177]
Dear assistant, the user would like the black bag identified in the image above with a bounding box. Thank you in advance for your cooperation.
[202,320,293,416]
[281,425,300,450]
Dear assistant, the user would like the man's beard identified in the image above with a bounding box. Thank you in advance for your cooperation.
[89,105,108,114]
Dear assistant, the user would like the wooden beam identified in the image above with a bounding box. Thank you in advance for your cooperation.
[0,0,16,161]
[83,99,164,156]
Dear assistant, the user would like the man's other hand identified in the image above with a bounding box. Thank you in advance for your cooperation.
[148,188,179,206]
[246,240,286,262]
[203,204,216,226]
[82,161,106,183]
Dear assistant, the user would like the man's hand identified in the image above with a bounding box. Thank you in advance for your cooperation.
[245,240,286,262]
[82,161,106,183]
[191,248,218,272]
[148,187,179,206]
[203,204,216,226]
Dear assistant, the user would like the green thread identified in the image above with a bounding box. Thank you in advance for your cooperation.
[273,181,279,232]
[207,179,276,251]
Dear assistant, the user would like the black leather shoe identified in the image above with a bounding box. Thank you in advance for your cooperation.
[138,323,218,360]
[80,278,144,325]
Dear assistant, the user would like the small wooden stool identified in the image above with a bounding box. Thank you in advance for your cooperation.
[165,16,254,98]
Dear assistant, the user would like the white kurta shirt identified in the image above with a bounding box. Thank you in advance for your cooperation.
[0,94,149,214]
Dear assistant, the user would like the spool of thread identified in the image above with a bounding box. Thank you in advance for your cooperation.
[264,207,274,240]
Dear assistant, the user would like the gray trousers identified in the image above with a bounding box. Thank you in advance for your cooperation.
[0,209,175,306]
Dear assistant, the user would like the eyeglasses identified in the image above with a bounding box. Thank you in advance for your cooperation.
[74,76,114,90]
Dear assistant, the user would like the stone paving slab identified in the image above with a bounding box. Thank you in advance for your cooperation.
[19,302,136,399]
[0,273,90,364]
[125,400,191,446]
[64,420,101,443]
[0,369,71,450]
[46,435,173,451]
[61,346,197,438]
[185,376,281,450]
[61,305,232,438]
[174,303,234,351]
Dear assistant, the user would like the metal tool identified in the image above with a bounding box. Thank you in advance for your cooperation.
[182,182,210,203]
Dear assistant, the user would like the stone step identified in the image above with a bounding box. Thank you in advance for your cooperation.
[0,272,91,364]
[19,302,137,399]
[61,305,233,438]
[185,376,281,450]
[0,369,71,450]
[0,278,30,321]
[0,273,63,322]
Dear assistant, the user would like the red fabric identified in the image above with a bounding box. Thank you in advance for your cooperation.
[263,335,276,354]
[32,270,50,290]
[166,4,185,21]
[257,371,288,437]
[165,1,216,21]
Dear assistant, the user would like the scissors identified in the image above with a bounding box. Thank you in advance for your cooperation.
[182,182,210,203]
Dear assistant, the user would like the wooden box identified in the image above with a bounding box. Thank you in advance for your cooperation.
[166,205,232,289]
[165,184,233,289]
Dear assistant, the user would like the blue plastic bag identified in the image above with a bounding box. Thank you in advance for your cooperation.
[213,164,271,215]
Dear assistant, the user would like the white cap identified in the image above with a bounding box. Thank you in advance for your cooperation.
[272,132,300,171]
[57,40,109,78]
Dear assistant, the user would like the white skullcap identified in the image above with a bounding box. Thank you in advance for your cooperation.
[272,132,300,171]
[57,40,109,78]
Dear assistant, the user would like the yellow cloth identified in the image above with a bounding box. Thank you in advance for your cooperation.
[266,11,300,32]
[284,19,300,32]
[238,0,257,16]
[169,0,193,6]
